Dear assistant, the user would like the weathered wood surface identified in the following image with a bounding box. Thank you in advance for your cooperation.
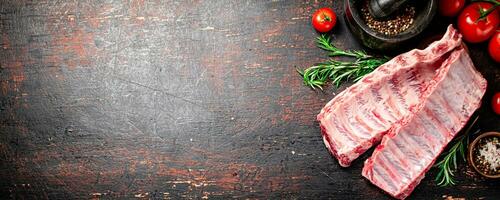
[0,0,498,199]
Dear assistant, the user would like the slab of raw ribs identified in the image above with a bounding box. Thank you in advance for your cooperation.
[317,25,487,199]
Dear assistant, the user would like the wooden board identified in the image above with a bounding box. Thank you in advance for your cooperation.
[0,0,499,199]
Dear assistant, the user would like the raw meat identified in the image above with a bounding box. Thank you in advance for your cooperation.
[362,46,487,199]
[317,25,462,167]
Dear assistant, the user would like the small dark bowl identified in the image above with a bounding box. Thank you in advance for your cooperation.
[468,131,500,179]
[344,0,437,51]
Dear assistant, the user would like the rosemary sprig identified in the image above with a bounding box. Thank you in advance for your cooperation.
[298,35,388,89]
[434,116,479,186]
[298,58,386,89]
[316,35,371,59]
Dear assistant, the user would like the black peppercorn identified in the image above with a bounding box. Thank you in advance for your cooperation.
[361,0,416,35]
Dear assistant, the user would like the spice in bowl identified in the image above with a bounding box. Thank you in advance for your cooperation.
[361,0,416,35]
[471,134,500,177]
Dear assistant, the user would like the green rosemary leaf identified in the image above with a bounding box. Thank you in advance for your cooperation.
[353,75,365,82]
[299,37,388,89]
[435,168,443,181]
[296,68,304,76]
[433,116,479,186]
[452,151,458,171]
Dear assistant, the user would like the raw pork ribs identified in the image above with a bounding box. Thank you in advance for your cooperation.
[317,25,487,199]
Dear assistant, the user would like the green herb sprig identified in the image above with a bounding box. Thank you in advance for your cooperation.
[297,35,388,90]
[472,0,500,21]
[434,116,479,186]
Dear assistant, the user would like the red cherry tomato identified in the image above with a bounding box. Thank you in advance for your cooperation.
[457,2,499,43]
[438,0,465,17]
[312,8,337,33]
[488,31,500,63]
[493,92,500,115]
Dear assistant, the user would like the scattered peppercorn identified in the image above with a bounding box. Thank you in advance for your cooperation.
[361,0,416,35]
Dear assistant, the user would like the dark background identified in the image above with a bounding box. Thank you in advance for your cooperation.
[0,0,498,199]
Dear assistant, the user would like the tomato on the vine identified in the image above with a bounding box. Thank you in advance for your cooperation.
[488,31,500,63]
[438,0,465,17]
[312,8,337,33]
[457,2,499,43]
[492,92,500,115]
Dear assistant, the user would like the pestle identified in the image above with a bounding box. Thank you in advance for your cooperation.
[368,0,412,19]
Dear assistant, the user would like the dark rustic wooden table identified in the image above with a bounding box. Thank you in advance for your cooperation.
[1,0,499,199]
